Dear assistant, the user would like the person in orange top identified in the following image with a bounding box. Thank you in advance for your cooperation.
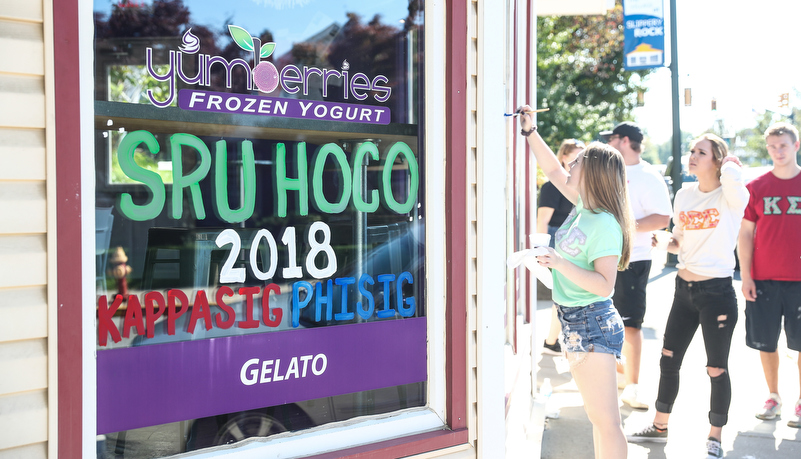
[627,134,748,459]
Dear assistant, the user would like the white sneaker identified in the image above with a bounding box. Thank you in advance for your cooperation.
[755,394,782,420]
[705,437,722,458]
[621,384,649,410]
[788,400,801,428]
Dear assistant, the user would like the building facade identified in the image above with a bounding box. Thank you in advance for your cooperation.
[0,1,612,457]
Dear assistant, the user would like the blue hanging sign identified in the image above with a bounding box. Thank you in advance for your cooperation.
[623,0,665,70]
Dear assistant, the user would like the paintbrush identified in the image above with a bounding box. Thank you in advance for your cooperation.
[504,108,550,117]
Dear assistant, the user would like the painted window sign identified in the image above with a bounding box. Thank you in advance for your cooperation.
[622,0,666,70]
[93,1,426,456]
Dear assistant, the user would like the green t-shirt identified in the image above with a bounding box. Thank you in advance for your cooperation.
[552,197,623,307]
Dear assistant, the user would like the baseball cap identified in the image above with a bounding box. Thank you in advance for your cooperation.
[599,122,644,143]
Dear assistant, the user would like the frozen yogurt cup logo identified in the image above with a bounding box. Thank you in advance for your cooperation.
[228,25,279,93]
[179,28,200,54]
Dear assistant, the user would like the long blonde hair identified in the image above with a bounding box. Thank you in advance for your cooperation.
[579,142,635,270]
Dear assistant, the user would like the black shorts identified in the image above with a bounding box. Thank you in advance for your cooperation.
[611,260,651,329]
[745,280,801,352]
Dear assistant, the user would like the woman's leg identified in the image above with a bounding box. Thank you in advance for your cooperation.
[546,304,561,345]
[655,281,700,420]
[698,281,738,441]
[571,352,627,459]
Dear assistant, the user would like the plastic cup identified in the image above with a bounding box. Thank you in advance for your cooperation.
[653,231,671,251]
[529,233,551,248]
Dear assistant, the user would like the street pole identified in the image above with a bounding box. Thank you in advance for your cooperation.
[669,0,682,196]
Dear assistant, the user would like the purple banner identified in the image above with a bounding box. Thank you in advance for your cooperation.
[178,89,391,125]
[97,317,426,434]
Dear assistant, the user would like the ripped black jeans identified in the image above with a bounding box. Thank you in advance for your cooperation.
[656,276,738,427]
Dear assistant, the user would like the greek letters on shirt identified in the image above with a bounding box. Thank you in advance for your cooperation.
[763,196,801,215]
[679,208,720,230]
[557,225,587,257]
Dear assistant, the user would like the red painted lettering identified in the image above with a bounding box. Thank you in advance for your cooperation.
[167,289,189,335]
[98,295,123,346]
[122,295,145,338]
[187,290,213,333]
[214,286,236,329]
[261,283,283,327]
[238,286,261,329]
[144,291,165,338]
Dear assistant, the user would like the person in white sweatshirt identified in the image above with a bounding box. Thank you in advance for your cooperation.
[626,133,749,459]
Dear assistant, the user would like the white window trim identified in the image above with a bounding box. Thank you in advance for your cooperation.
[79,0,448,457]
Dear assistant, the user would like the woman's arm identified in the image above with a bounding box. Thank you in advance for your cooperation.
[537,207,555,234]
[536,250,619,298]
[719,157,750,211]
[518,106,578,204]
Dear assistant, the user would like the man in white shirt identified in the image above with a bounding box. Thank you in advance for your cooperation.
[601,122,673,410]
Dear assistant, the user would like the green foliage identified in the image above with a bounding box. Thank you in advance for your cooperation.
[109,65,172,105]
[732,109,801,166]
[536,4,652,150]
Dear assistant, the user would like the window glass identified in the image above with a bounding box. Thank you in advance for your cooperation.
[93,1,425,456]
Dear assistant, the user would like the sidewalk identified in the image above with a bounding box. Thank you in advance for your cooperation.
[533,255,801,458]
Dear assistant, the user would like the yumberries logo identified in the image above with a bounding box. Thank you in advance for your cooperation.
[145,24,393,123]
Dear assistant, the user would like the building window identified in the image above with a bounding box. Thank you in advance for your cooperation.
[92,1,427,456]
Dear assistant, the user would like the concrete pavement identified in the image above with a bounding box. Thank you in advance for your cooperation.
[533,254,801,459]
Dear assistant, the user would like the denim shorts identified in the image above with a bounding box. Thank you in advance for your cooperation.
[556,299,625,367]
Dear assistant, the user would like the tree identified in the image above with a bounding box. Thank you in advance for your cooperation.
[536,4,652,149]
[733,109,801,166]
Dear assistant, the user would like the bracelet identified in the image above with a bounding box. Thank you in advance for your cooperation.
[520,126,537,137]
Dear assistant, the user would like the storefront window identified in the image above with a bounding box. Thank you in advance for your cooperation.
[93,1,425,456]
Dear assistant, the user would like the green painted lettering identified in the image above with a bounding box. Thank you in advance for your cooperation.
[311,143,351,214]
[213,140,256,223]
[117,130,166,221]
[170,133,211,220]
[275,142,309,217]
[352,142,380,212]
[381,142,419,214]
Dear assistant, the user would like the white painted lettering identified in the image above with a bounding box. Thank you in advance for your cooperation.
[243,98,257,113]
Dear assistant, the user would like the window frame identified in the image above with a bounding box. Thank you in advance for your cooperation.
[54,0,469,457]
